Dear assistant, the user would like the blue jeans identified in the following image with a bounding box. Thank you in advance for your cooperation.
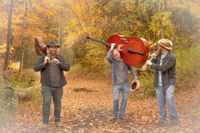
[156,85,178,122]
[112,83,129,118]
[41,86,63,123]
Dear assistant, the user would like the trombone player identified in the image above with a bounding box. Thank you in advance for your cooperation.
[146,39,179,126]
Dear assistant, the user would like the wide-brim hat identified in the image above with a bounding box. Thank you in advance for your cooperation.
[46,41,60,48]
[158,39,173,51]
[130,79,140,92]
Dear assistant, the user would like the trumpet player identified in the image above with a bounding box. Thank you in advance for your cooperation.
[146,39,179,126]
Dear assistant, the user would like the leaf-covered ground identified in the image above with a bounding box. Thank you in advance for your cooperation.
[1,75,200,133]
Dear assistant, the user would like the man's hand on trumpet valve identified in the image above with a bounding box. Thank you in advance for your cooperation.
[150,48,161,58]
[146,60,152,65]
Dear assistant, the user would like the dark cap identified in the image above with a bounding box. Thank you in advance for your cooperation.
[46,41,60,48]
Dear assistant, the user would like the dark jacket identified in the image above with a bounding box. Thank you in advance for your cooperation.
[34,55,70,87]
[151,52,176,90]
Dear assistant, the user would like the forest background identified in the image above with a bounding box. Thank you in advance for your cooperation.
[1,0,200,132]
[0,0,200,102]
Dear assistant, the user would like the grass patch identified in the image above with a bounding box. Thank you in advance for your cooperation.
[69,62,111,80]
[0,77,6,89]
[0,69,41,108]
[129,70,155,99]
[176,45,200,90]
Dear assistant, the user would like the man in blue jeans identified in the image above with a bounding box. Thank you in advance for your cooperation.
[147,39,179,126]
[34,41,70,125]
[106,43,138,121]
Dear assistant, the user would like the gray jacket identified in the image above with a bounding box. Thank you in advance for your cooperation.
[34,55,70,87]
[151,52,176,90]
[106,50,137,86]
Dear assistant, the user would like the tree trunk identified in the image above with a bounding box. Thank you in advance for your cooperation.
[85,0,92,27]
[3,0,14,82]
[159,0,164,38]
[135,0,139,7]
[58,24,64,46]
[164,0,168,9]
[78,0,87,27]
[19,42,24,74]
[159,17,164,38]
[19,0,28,75]
[121,0,132,32]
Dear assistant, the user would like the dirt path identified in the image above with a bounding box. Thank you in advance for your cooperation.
[2,75,200,133]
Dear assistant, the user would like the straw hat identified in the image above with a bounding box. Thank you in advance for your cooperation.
[158,39,173,50]
[130,79,140,92]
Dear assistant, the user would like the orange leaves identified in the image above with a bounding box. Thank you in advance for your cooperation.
[9,0,57,48]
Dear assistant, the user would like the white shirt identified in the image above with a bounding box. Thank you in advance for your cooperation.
[158,54,167,86]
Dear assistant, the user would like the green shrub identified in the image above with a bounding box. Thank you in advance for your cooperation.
[176,45,200,90]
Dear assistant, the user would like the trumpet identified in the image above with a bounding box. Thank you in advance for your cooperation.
[139,48,161,72]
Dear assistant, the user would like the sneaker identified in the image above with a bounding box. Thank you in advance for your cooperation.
[109,117,117,123]
[157,120,167,126]
[55,121,62,128]
[171,119,179,126]
[40,122,49,131]
[119,117,124,120]
[55,119,60,122]
[43,121,49,125]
